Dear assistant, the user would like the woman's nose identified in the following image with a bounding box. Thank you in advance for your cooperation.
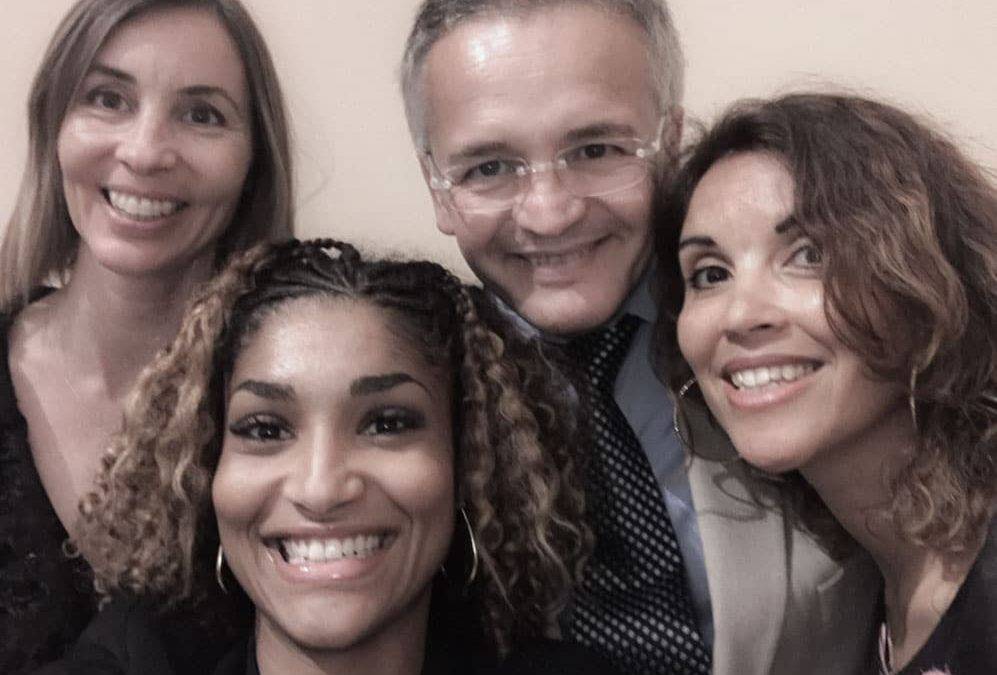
[285,434,365,518]
[114,110,179,174]
[721,272,788,340]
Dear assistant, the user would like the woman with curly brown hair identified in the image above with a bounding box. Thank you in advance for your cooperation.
[1,1,292,670]
[52,239,615,674]
[655,93,996,674]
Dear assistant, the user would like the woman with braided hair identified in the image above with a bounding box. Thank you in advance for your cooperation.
[46,239,617,675]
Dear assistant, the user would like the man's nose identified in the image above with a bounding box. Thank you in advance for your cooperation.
[114,110,180,175]
[286,434,364,518]
[510,167,587,237]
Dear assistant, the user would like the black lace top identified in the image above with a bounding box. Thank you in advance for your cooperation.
[0,299,98,673]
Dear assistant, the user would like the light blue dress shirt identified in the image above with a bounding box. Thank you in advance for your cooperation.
[490,271,714,649]
[615,273,714,649]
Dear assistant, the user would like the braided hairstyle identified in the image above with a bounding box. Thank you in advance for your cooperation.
[78,238,590,654]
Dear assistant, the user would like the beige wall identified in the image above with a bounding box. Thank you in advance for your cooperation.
[2,1,994,279]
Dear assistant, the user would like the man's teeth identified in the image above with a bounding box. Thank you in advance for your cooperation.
[107,190,184,220]
[281,534,386,565]
[730,363,816,389]
[525,245,592,268]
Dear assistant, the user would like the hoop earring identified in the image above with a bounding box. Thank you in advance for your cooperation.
[460,506,479,587]
[673,377,696,451]
[909,367,918,432]
[215,545,228,594]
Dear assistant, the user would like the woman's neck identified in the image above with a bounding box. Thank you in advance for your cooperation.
[48,248,212,396]
[800,402,979,669]
[254,592,431,675]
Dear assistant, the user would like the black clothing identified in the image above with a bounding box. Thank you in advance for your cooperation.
[37,594,621,675]
[896,516,997,674]
[0,294,98,673]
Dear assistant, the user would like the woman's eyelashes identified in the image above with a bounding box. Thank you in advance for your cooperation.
[360,406,426,438]
[683,238,824,291]
[226,406,427,447]
[787,239,823,270]
[686,263,730,290]
[228,413,293,443]
[80,85,228,128]
[84,86,130,113]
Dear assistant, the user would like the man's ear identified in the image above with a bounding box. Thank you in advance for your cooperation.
[418,155,459,236]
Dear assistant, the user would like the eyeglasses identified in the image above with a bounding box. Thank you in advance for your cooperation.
[426,117,667,214]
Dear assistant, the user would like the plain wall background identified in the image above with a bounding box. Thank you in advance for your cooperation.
[2,1,994,278]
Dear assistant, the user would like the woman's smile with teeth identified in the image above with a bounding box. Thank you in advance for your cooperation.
[279,534,388,565]
[729,363,817,390]
[105,189,187,220]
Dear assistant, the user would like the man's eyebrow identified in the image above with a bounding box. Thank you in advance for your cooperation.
[677,235,716,252]
[445,141,514,163]
[231,380,294,401]
[350,372,429,396]
[564,122,638,143]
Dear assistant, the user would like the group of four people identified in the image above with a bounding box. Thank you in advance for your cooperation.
[0,0,993,674]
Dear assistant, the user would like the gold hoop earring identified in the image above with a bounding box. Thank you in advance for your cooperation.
[460,506,479,587]
[673,377,696,451]
[215,544,228,594]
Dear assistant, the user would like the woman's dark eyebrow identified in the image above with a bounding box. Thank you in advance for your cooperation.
[350,373,428,396]
[231,379,294,401]
[774,216,800,235]
[677,235,716,252]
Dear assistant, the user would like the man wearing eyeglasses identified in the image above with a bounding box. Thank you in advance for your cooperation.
[400,2,877,673]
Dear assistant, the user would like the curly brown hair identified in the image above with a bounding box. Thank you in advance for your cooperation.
[655,93,997,554]
[78,238,591,655]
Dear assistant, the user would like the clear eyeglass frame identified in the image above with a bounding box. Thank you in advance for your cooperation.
[426,115,668,214]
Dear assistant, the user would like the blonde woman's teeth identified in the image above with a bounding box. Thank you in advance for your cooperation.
[281,534,386,564]
[107,190,185,220]
[731,364,815,390]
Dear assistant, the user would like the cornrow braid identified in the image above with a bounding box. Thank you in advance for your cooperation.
[78,239,591,656]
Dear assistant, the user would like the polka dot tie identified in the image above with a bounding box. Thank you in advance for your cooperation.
[564,315,711,675]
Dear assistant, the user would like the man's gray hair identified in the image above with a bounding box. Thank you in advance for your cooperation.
[400,0,685,150]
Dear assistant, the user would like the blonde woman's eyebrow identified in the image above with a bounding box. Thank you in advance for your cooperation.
[86,63,134,83]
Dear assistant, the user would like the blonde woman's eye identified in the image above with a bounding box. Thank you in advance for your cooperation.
[228,414,292,442]
[360,407,425,437]
[85,88,129,112]
[183,104,226,126]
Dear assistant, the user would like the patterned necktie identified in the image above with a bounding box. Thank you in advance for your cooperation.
[564,315,711,675]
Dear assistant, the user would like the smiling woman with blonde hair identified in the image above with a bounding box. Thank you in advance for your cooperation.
[0,1,291,670]
[656,93,996,674]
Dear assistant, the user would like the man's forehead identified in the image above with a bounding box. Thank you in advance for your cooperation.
[421,4,658,154]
